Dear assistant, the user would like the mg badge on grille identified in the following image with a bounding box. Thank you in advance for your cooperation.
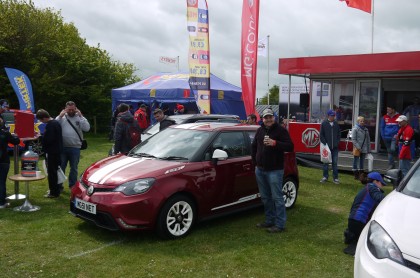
[87,186,94,196]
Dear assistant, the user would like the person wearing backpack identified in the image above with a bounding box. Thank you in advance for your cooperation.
[114,103,141,155]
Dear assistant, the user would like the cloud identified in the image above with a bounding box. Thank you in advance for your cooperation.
[31,0,420,98]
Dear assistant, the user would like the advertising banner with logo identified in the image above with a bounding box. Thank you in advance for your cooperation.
[4,67,35,112]
[288,123,321,153]
[186,0,210,114]
[241,0,260,116]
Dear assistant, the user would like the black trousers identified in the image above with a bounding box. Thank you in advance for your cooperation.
[344,219,366,244]
[47,153,61,196]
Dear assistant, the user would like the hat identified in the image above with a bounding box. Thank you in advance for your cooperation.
[367,172,387,186]
[396,115,408,122]
[327,109,336,116]
[0,99,9,109]
[153,108,163,114]
[262,108,274,117]
[176,104,184,111]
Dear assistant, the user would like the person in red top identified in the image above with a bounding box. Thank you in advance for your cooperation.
[134,103,149,132]
[395,115,415,177]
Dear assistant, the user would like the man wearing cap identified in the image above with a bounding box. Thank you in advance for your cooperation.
[380,106,400,170]
[320,109,341,184]
[134,103,149,132]
[153,109,176,131]
[343,172,386,256]
[396,115,415,177]
[252,108,294,233]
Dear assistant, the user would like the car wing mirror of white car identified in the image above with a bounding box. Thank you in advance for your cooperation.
[212,149,228,164]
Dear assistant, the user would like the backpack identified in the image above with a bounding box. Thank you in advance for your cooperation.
[124,121,141,148]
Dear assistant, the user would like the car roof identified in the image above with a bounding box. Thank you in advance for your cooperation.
[168,114,240,124]
[170,122,258,132]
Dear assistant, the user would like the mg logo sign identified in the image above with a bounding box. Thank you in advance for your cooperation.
[302,128,320,148]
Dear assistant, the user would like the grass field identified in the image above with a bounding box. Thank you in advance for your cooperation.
[0,134,394,277]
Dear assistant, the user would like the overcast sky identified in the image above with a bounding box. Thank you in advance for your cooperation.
[31,0,420,99]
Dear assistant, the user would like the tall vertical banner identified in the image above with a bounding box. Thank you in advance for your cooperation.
[4,67,35,112]
[241,0,260,116]
[187,0,210,114]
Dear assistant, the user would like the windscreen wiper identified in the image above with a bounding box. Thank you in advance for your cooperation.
[159,156,188,160]
[130,153,156,158]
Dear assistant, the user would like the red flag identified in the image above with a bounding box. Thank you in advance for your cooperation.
[341,0,372,13]
[241,0,260,116]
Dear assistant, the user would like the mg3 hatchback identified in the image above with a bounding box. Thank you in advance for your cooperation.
[70,123,299,239]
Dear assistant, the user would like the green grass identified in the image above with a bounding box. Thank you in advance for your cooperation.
[0,135,394,278]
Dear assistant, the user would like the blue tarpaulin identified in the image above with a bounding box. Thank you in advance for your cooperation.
[111,72,246,119]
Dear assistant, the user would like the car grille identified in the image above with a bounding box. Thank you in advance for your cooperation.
[70,201,120,231]
[405,259,420,273]
[80,179,115,193]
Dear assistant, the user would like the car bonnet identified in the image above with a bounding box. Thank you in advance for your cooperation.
[84,155,186,186]
[372,191,420,260]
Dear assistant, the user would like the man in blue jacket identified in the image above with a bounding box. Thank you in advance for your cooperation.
[343,172,386,256]
[320,109,341,184]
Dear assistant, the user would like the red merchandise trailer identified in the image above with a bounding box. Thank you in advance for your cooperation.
[278,51,420,171]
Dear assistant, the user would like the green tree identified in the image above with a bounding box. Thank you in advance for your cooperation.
[258,85,279,105]
[0,0,139,131]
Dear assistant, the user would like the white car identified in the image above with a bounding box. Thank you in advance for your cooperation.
[354,161,420,277]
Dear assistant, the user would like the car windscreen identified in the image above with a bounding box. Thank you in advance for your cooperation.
[131,128,211,161]
[402,165,420,198]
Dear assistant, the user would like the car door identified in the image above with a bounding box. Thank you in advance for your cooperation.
[203,131,257,213]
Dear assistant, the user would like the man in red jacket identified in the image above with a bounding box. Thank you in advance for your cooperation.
[134,103,149,132]
[396,115,415,177]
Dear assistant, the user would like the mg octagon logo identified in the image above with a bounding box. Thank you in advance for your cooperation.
[302,128,320,148]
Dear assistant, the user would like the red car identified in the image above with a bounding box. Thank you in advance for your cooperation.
[70,123,299,239]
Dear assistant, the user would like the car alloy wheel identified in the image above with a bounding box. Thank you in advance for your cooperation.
[283,177,298,209]
[157,195,195,239]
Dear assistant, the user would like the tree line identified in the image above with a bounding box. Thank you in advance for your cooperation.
[0,0,139,132]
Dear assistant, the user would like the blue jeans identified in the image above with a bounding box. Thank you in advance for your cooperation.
[61,147,80,187]
[399,159,411,177]
[323,148,339,180]
[352,153,366,171]
[384,138,396,167]
[0,163,10,205]
[255,168,286,229]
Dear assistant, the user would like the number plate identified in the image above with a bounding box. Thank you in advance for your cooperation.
[75,198,96,215]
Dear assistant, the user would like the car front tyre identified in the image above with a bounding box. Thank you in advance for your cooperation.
[283,177,298,209]
[156,195,196,239]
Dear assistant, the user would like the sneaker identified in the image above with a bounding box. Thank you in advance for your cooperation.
[44,194,59,198]
[320,177,328,183]
[0,203,10,209]
[333,179,340,184]
[266,226,285,233]
[256,222,274,228]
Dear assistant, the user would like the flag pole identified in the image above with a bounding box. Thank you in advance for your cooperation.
[371,0,374,53]
[267,35,270,105]
[177,56,180,72]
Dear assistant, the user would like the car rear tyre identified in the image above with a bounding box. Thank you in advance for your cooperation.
[156,195,196,239]
[283,177,298,209]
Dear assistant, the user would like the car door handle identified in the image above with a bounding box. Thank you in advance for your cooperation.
[243,164,251,171]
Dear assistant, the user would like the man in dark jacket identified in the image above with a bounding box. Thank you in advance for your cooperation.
[320,109,341,184]
[113,103,140,155]
[251,108,294,233]
[343,172,386,256]
[36,109,63,198]
[153,109,176,131]
[0,117,20,208]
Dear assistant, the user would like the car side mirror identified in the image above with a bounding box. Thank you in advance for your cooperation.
[383,169,402,189]
[212,149,228,165]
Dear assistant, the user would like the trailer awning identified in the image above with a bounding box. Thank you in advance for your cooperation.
[279,51,420,78]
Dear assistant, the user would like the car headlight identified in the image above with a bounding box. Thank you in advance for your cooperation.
[113,178,155,196]
[367,220,405,265]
